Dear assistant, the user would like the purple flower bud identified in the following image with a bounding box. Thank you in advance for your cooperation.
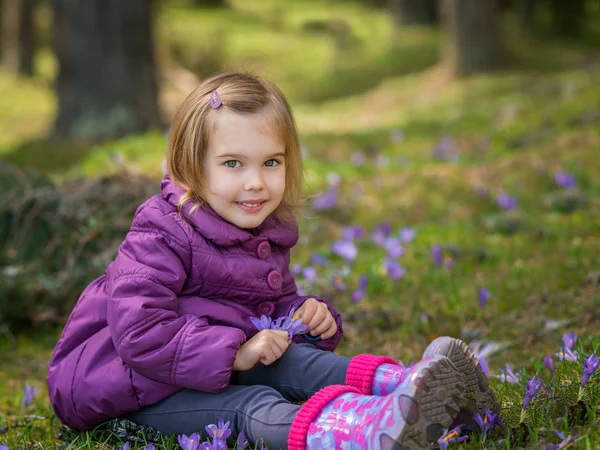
[311,253,330,266]
[312,187,338,211]
[384,237,404,258]
[290,263,302,276]
[544,355,555,374]
[399,227,416,243]
[522,375,543,411]
[236,431,249,450]
[371,222,392,246]
[478,287,491,309]
[496,192,518,210]
[554,171,577,189]
[581,353,600,391]
[21,385,39,409]
[562,332,577,350]
[332,239,358,262]
[431,245,443,266]
[384,259,406,280]
[302,266,317,283]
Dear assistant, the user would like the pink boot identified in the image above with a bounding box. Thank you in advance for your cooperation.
[289,355,465,449]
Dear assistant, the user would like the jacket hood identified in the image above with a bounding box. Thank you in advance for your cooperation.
[160,175,298,248]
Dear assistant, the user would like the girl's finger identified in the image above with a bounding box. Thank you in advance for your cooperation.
[307,305,327,333]
[311,314,333,336]
[320,321,338,340]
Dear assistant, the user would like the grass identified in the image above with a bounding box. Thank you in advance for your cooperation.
[1,0,600,448]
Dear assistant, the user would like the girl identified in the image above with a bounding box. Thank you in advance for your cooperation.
[47,72,497,449]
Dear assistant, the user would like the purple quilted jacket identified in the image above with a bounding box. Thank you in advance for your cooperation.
[47,175,343,430]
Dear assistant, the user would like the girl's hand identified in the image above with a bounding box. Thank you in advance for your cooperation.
[233,329,290,371]
[294,298,338,340]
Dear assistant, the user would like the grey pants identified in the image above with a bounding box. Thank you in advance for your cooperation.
[126,343,351,449]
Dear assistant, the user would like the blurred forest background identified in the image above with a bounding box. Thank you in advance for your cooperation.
[0,0,600,447]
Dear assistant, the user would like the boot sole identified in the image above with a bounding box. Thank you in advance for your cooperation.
[422,337,499,427]
[376,355,466,449]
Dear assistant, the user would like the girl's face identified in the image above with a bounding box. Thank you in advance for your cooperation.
[203,110,286,229]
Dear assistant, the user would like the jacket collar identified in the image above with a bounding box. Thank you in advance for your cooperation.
[160,175,298,248]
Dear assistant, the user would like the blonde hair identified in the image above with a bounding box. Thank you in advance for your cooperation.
[167,72,303,227]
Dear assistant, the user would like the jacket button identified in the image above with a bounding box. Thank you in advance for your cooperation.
[267,270,282,290]
[257,241,271,260]
[256,301,275,316]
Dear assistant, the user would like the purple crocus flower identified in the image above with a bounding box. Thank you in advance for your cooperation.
[522,375,543,412]
[544,355,555,374]
[117,443,130,450]
[312,187,338,211]
[549,430,578,450]
[311,253,330,266]
[351,275,368,303]
[437,426,468,449]
[236,431,249,450]
[384,237,404,258]
[142,444,155,450]
[0,445,8,450]
[290,263,302,276]
[302,266,317,283]
[332,275,346,291]
[474,408,503,438]
[178,433,201,450]
[285,315,310,337]
[371,222,392,246]
[496,192,518,210]
[478,287,491,309]
[331,239,358,262]
[384,259,406,280]
[249,315,273,331]
[343,225,364,241]
[399,227,416,243]
[198,443,212,450]
[496,364,521,383]
[562,332,576,350]
[206,418,232,442]
[431,245,443,266]
[580,353,600,391]
[554,171,577,189]
[21,385,39,409]
[556,346,579,362]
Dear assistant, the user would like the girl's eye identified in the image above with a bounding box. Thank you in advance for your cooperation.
[264,159,280,167]
[224,160,240,168]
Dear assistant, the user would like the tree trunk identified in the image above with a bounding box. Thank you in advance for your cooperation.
[1,0,36,75]
[388,0,438,25]
[52,0,162,140]
[549,0,585,36]
[442,0,505,76]
[18,0,35,75]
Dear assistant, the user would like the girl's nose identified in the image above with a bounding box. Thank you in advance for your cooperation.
[244,170,265,191]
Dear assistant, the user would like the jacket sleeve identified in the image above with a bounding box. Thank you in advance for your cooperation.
[106,205,246,393]
[281,292,344,352]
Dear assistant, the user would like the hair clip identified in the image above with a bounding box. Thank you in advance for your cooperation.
[209,89,222,109]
